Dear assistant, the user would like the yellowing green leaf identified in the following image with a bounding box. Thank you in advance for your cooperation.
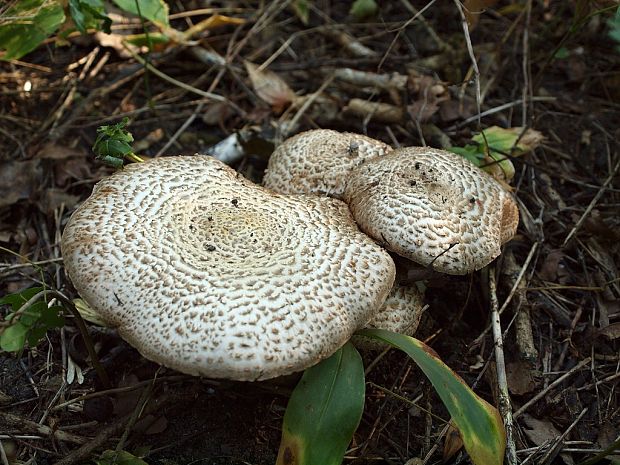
[356,329,506,465]
[0,0,65,60]
[276,343,365,465]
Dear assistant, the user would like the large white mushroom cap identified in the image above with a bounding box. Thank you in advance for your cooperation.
[263,129,392,198]
[62,156,395,381]
[343,147,519,275]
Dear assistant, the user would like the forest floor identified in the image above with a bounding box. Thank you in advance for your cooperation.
[1,1,619,465]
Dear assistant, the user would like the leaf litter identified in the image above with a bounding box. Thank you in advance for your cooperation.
[1,2,619,465]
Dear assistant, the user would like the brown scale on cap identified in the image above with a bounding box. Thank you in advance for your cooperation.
[343,147,519,275]
[263,129,392,199]
[62,156,395,381]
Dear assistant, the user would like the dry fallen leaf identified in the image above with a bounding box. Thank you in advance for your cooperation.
[463,0,499,29]
[0,160,43,208]
[244,61,297,113]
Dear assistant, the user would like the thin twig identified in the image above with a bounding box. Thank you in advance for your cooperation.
[562,157,620,247]
[489,268,517,465]
[513,357,591,419]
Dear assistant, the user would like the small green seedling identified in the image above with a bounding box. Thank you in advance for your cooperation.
[0,287,64,353]
[92,117,144,167]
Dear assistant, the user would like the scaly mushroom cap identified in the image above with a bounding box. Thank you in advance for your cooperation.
[343,147,519,275]
[263,129,392,198]
[62,156,395,381]
[353,281,425,350]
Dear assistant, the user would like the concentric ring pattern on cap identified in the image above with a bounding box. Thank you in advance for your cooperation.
[62,156,395,381]
[344,147,519,275]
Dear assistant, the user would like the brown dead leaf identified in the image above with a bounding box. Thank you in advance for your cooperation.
[463,0,499,29]
[597,322,620,341]
[443,422,464,462]
[35,143,86,160]
[0,160,43,208]
[244,61,297,113]
[538,250,566,283]
[505,361,539,395]
[39,189,80,215]
[522,414,561,446]
[407,72,450,123]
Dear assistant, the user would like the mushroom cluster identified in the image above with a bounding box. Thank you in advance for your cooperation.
[62,129,518,381]
[265,130,519,275]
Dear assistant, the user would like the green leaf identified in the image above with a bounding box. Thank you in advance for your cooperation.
[92,117,135,167]
[0,322,29,352]
[40,306,65,328]
[349,0,379,20]
[69,0,112,34]
[356,329,506,465]
[276,342,365,465]
[26,326,49,347]
[17,300,47,327]
[449,145,484,166]
[0,0,65,60]
[94,450,149,465]
[112,0,169,26]
[0,287,44,312]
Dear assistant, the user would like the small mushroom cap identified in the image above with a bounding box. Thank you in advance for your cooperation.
[62,156,395,381]
[343,147,519,275]
[263,129,392,198]
[352,281,425,351]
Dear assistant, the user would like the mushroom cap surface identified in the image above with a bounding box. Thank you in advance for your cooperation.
[263,129,392,198]
[62,156,395,381]
[343,147,519,274]
[353,281,425,350]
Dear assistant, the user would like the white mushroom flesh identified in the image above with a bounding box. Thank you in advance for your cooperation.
[62,156,395,381]
[343,147,519,275]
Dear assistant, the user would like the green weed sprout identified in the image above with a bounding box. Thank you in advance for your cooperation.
[92,117,144,167]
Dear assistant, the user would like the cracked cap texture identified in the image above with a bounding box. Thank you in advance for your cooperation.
[343,147,519,275]
[62,155,395,381]
[263,129,392,198]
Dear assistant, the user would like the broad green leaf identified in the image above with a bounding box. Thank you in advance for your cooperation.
[26,326,49,347]
[276,342,365,465]
[17,300,47,327]
[94,450,149,465]
[0,322,29,352]
[449,145,484,167]
[356,329,506,465]
[0,0,65,60]
[69,0,112,34]
[0,287,44,311]
[40,306,65,328]
[112,0,169,27]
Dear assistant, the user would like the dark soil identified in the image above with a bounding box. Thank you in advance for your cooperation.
[1,2,619,465]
